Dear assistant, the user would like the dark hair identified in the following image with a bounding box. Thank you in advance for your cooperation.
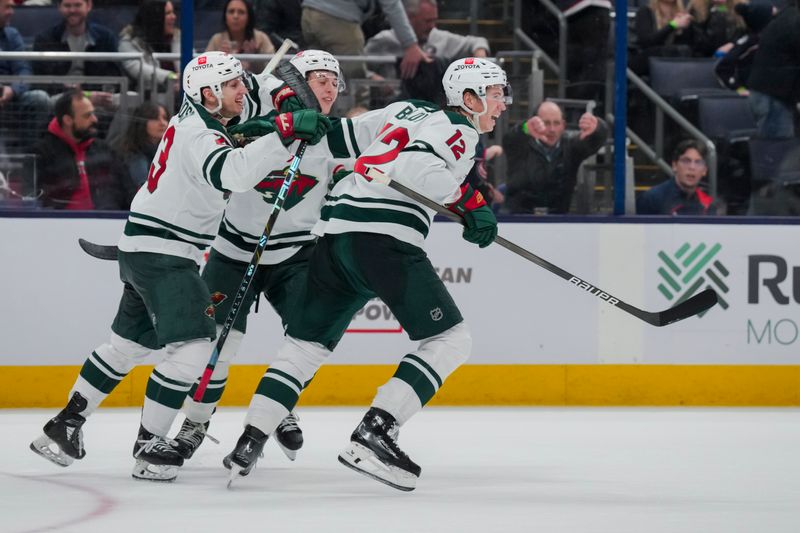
[117,102,167,157]
[131,0,173,54]
[671,139,708,163]
[54,88,85,126]
[222,0,256,42]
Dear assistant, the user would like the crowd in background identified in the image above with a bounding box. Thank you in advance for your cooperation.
[0,0,798,215]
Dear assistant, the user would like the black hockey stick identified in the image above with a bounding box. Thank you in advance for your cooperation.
[78,238,118,260]
[363,167,718,327]
[194,60,321,401]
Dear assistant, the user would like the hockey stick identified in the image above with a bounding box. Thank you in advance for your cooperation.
[193,60,321,401]
[78,238,118,260]
[77,43,299,263]
[363,167,718,327]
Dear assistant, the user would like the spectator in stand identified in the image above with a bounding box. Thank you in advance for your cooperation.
[119,0,179,96]
[364,0,489,81]
[32,0,119,106]
[464,139,504,211]
[34,88,125,210]
[714,1,776,94]
[746,0,800,138]
[254,0,304,48]
[300,0,429,107]
[503,101,608,215]
[637,139,717,215]
[0,0,51,151]
[630,0,696,74]
[112,101,167,207]
[693,0,749,55]
[207,0,274,73]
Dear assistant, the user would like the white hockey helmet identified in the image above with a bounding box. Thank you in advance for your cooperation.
[442,57,511,130]
[183,52,245,113]
[290,49,346,92]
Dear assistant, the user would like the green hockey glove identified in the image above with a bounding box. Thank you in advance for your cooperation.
[271,83,306,113]
[447,184,497,248]
[227,116,276,145]
[331,164,353,185]
[274,110,331,145]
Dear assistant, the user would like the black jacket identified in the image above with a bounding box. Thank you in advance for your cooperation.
[747,5,800,106]
[32,21,120,92]
[35,129,126,210]
[503,120,608,214]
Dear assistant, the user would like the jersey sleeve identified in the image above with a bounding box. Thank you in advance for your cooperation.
[193,129,291,193]
[240,71,285,120]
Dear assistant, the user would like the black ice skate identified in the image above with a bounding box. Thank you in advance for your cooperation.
[30,392,88,467]
[223,425,268,487]
[338,407,421,491]
[173,417,219,460]
[273,411,303,461]
[131,426,184,482]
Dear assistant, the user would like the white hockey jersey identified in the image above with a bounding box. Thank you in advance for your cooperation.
[315,99,479,249]
[212,117,363,265]
[117,96,292,265]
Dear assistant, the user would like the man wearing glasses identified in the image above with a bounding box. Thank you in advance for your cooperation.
[637,139,717,215]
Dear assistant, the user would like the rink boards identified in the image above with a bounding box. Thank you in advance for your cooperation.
[2,215,799,407]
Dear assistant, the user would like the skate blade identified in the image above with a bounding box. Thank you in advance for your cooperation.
[30,434,74,467]
[338,442,417,492]
[273,437,298,461]
[132,459,178,482]
[226,464,244,488]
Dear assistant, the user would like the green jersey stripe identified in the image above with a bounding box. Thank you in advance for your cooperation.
[129,211,217,241]
[402,140,446,163]
[201,146,230,187]
[90,351,128,379]
[393,361,437,405]
[266,367,303,391]
[326,119,352,158]
[321,203,430,237]
[124,221,208,250]
[346,118,361,157]
[256,378,299,412]
[404,353,443,387]
[330,194,431,224]
[152,369,192,388]
[206,150,231,192]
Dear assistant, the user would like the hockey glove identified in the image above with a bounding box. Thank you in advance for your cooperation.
[331,165,353,185]
[447,184,497,248]
[271,84,306,113]
[227,116,276,145]
[274,110,332,145]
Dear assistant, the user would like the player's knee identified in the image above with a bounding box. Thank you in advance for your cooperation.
[416,321,472,377]
[161,339,214,383]
[217,327,243,363]
[270,336,330,385]
[94,333,151,371]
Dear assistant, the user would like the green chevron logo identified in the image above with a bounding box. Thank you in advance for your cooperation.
[657,242,729,315]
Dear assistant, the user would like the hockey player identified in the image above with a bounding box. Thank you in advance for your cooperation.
[29,51,331,482]
[171,50,350,463]
[225,57,510,491]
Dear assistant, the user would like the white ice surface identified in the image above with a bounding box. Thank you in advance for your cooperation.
[1,407,799,533]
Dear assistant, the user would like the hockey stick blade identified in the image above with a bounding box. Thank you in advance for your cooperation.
[78,238,119,261]
[362,169,720,327]
[646,288,718,327]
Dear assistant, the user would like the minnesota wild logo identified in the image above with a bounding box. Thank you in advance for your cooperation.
[254,168,318,210]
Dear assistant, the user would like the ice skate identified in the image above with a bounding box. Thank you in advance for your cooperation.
[30,392,88,467]
[173,417,219,460]
[131,426,184,482]
[273,411,303,461]
[223,425,269,487]
[338,407,421,492]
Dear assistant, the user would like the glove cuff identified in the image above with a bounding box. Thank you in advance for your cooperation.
[272,85,297,111]
[275,112,295,139]
[447,184,487,215]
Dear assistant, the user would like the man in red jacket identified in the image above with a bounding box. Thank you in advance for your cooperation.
[34,88,125,210]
